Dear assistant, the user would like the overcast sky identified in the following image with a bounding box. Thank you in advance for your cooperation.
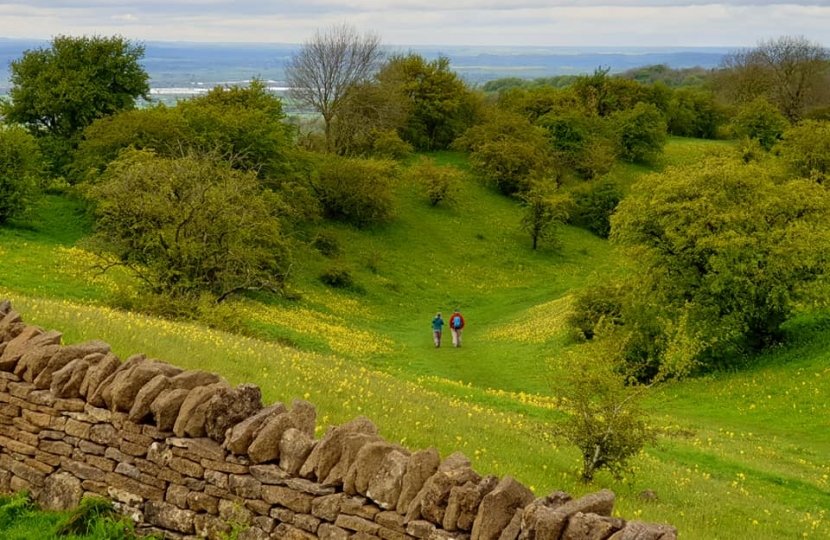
[0,1,827,47]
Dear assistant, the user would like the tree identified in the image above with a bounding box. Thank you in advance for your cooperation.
[610,102,667,163]
[666,88,725,139]
[553,338,656,482]
[286,24,384,150]
[454,109,552,195]
[777,119,830,181]
[0,126,43,224]
[611,156,830,370]
[72,80,296,185]
[329,80,410,157]
[1,35,149,172]
[88,149,291,301]
[714,36,830,121]
[405,156,463,207]
[731,97,789,151]
[519,182,572,250]
[309,155,398,227]
[377,54,480,150]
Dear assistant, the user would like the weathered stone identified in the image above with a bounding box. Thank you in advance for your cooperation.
[270,505,296,523]
[294,513,321,533]
[253,515,275,533]
[194,513,233,540]
[169,456,204,478]
[300,416,378,482]
[245,498,272,516]
[318,523,350,540]
[205,469,229,489]
[80,353,120,400]
[169,370,222,390]
[248,464,290,484]
[128,374,171,423]
[377,511,406,533]
[167,436,226,461]
[151,388,191,431]
[90,354,146,408]
[261,485,314,513]
[470,476,535,540]
[38,471,83,511]
[455,476,499,532]
[5,326,62,374]
[166,484,190,507]
[108,486,144,506]
[406,520,437,539]
[408,467,481,526]
[280,428,316,476]
[248,413,295,464]
[230,474,262,499]
[335,514,380,534]
[204,382,263,442]
[50,357,91,398]
[562,512,626,540]
[520,490,614,540]
[311,493,349,522]
[59,458,106,482]
[367,449,410,510]
[322,432,383,488]
[239,526,271,540]
[39,439,72,457]
[105,472,165,501]
[288,399,317,437]
[396,447,440,514]
[111,361,182,413]
[174,382,228,438]
[225,402,288,455]
[607,521,678,540]
[438,452,471,473]
[187,491,220,514]
[34,341,111,390]
[344,441,396,496]
[200,457,250,475]
[89,423,120,446]
[219,497,254,525]
[0,309,24,346]
[283,478,335,497]
[273,523,318,540]
[145,500,196,534]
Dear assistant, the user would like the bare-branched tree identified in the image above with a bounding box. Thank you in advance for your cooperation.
[286,24,384,150]
[714,35,830,121]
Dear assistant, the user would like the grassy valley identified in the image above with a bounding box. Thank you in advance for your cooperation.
[1,138,829,539]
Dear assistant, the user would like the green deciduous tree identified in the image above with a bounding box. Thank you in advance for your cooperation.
[731,97,789,151]
[666,88,725,139]
[1,35,149,173]
[378,54,480,150]
[454,109,552,195]
[88,149,291,301]
[777,119,830,181]
[309,155,398,227]
[611,156,830,371]
[519,182,572,250]
[552,338,656,483]
[610,102,667,163]
[0,126,43,223]
[405,156,463,207]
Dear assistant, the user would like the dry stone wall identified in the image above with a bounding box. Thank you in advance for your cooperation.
[0,299,678,540]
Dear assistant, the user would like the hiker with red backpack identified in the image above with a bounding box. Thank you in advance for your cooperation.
[449,309,465,348]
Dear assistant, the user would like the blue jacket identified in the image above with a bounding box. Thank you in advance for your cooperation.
[432,316,444,331]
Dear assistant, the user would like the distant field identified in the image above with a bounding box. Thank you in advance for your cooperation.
[1,138,828,539]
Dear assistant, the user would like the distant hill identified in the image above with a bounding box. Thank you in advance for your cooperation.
[0,38,728,96]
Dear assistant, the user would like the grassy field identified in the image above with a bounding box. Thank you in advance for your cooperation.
[1,138,829,539]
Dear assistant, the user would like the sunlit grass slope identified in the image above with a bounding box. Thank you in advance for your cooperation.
[1,137,828,538]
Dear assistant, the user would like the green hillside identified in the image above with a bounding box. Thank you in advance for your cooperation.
[1,138,829,539]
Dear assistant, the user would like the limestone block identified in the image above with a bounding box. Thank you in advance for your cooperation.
[396,446,440,515]
[204,382,263,442]
[225,402,287,455]
[38,471,83,511]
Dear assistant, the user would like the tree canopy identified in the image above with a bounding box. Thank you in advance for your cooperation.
[1,35,149,172]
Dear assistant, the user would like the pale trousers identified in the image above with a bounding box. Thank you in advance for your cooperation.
[433,330,442,347]
[451,328,462,347]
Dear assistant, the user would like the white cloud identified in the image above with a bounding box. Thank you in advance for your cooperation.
[0,2,828,46]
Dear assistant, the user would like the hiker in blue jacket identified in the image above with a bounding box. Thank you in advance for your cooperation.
[432,312,445,348]
[449,309,465,347]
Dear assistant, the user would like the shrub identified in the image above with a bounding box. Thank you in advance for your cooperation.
[371,129,414,160]
[312,231,342,258]
[0,126,43,223]
[405,156,462,207]
[776,119,830,181]
[731,97,789,150]
[567,281,626,340]
[570,179,623,238]
[320,261,354,288]
[309,155,398,227]
[610,102,667,163]
[88,149,292,302]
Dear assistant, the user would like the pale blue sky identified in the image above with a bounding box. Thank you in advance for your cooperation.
[0,1,827,47]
